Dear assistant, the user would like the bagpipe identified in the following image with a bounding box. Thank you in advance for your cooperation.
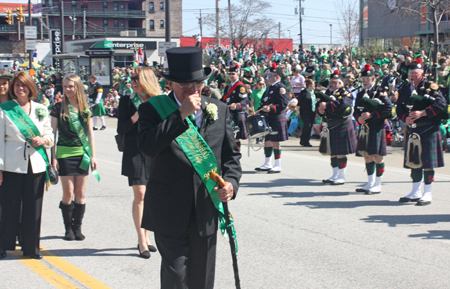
[315,91,353,118]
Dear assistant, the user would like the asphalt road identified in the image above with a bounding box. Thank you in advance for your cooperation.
[1,116,450,289]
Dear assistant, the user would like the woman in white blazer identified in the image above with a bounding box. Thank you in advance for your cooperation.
[0,71,54,260]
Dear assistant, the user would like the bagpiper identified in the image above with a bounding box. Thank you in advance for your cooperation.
[354,64,393,194]
[222,64,248,151]
[88,75,107,130]
[397,58,447,206]
[255,63,289,173]
[318,70,357,185]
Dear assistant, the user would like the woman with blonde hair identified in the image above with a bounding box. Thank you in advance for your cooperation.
[0,72,54,259]
[51,74,98,241]
[117,66,160,258]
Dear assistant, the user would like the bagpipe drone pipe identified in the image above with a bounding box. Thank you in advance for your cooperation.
[314,91,353,118]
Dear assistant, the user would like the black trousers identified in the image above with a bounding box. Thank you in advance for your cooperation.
[155,210,217,289]
[0,163,46,255]
[300,112,315,145]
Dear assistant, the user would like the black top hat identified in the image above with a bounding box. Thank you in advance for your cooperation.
[229,64,240,73]
[330,70,340,80]
[161,47,211,83]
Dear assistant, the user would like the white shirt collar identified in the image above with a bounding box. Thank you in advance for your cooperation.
[271,81,280,86]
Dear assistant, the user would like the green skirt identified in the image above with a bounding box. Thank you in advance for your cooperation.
[92,103,106,116]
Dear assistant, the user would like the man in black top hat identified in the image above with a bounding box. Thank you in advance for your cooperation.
[222,64,248,150]
[396,58,446,206]
[137,46,242,288]
[354,64,393,194]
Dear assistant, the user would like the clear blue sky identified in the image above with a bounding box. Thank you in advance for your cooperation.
[182,0,345,45]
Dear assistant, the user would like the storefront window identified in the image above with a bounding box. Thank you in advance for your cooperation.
[393,37,402,49]
[384,38,393,50]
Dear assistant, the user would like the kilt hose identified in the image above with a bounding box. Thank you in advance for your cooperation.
[404,124,445,169]
[231,112,248,140]
[329,117,357,156]
[265,114,289,142]
[356,126,387,157]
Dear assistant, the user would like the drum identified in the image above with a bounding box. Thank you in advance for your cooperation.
[245,114,271,138]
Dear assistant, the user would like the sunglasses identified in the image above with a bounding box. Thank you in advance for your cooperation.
[130,76,140,83]
[257,83,264,85]
[176,82,204,92]
[229,72,237,76]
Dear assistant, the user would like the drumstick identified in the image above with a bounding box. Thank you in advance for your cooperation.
[254,103,273,114]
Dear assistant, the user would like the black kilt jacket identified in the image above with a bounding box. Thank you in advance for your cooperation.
[354,85,393,130]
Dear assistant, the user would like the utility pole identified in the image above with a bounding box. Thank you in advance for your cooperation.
[28,0,33,70]
[72,13,76,40]
[165,0,170,42]
[199,9,202,38]
[278,22,281,38]
[60,0,65,54]
[228,0,233,56]
[299,0,303,48]
[330,24,332,45]
[216,0,220,47]
[83,10,86,39]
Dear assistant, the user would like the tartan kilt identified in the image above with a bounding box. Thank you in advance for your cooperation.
[265,114,289,142]
[92,103,107,116]
[231,112,248,140]
[329,118,357,155]
[403,124,445,169]
[356,127,387,157]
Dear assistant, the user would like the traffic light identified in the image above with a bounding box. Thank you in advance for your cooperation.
[16,7,24,23]
[5,10,12,25]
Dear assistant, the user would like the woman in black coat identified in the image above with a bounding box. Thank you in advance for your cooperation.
[117,66,161,259]
[297,79,317,147]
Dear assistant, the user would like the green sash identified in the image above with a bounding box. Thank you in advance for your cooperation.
[68,103,100,182]
[0,100,50,182]
[130,93,143,110]
[148,95,237,249]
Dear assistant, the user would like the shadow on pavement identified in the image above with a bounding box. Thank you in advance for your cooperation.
[241,178,333,188]
[40,235,63,241]
[250,191,350,198]
[284,200,402,209]
[409,230,450,240]
[361,214,450,227]
[41,247,139,257]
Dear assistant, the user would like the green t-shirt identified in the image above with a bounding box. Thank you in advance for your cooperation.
[249,88,266,111]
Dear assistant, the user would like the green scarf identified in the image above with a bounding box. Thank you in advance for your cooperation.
[307,88,316,112]
[148,95,237,250]
[68,103,100,181]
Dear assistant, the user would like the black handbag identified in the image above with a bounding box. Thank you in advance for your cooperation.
[115,134,125,152]
[47,164,59,185]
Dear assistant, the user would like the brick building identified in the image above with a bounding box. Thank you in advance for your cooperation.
[0,0,182,41]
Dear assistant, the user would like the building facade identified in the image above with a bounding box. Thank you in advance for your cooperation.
[0,0,182,41]
[360,0,450,50]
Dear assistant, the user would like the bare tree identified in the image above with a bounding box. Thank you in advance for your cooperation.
[203,0,277,53]
[373,0,450,64]
[336,0,360,50]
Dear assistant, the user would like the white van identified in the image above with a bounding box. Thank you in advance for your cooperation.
[0,60,14,71]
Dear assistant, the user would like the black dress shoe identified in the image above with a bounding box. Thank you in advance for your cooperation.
[398,197,421,203]
[100,126,106,130]
[137,245,150,259]
[24,253,43,259]
[0,247,6,259]
[255,167,271,171]
[415,200,431,206]
[93,127,98,130]
[301,143,313,147]
[322,179,333,184]
[148,245,157,253]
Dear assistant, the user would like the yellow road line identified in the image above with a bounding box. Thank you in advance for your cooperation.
[9,250,78,289]
[41,247,111,289]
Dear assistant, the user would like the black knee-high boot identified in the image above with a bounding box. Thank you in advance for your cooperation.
[59,202,75,241]
[72,203,86,241]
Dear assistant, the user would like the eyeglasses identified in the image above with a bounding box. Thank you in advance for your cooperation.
[176,81,204,91]
[130,76,140,83]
